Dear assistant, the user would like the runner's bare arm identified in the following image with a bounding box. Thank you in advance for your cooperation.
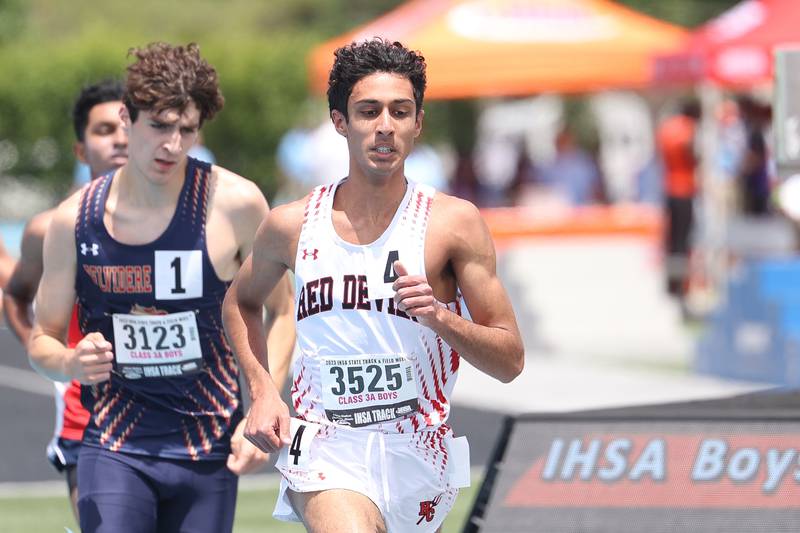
[263,271,295,391]
[220,170,296,392]
[2,211,51,345]
[223,200,303,451]
[394,196,524,383]
[223,172,296,470]
[28,196,113,383]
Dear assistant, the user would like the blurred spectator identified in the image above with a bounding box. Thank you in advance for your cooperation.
[707,98,747,225]
[656,99,700,300]
[474,133,519,207]
[634,155,663,205]
[715,98,746,180]
[507,137,536,206]
[536,127,603,205]
[736,96,772,216]
[451,148,484,206]
[590,92,654,203]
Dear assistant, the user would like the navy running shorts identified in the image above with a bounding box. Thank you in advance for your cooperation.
[77,445,238,533]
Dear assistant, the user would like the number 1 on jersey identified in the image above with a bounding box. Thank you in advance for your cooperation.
[154,250,203,300]
[170,257,186,294]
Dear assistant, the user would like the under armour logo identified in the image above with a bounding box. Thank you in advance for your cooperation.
[80,242,99,256]
[302,248,319,260]
[416,494,442,525]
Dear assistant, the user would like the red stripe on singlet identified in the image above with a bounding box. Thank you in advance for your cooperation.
[61,305,90,441]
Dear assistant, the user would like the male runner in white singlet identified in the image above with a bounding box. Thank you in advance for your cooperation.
[223,38,524,532]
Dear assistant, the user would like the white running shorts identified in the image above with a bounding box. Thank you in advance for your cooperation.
[273,418,471,532]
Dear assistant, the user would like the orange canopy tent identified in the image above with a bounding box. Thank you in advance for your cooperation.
[655,0,800,87]
[308,0,689,99]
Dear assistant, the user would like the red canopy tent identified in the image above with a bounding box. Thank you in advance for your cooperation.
[308,0,688,99]
[655,0,800,87]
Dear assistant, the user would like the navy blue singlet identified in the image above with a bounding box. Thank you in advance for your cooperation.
[75,157,242,461]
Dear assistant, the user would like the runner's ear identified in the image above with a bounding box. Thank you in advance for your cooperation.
[331,109,348,137]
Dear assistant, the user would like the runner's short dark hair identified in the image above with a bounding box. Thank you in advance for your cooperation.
[72,80,124,141]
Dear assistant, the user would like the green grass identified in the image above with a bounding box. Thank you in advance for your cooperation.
[0,482,478,532]
[0,493,79,533]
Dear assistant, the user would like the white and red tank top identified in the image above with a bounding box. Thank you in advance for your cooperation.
[291,179,463,434]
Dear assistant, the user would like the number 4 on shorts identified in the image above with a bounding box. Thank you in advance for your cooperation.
[285,418,320,470]
[289,425,306,465]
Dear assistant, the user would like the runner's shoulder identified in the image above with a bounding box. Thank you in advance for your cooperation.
[264,195,308,236]
[41,190,83,253]
[431,192,486,237]
[49,189,84,231]
[210,165,267,212]
[22,209,55,245]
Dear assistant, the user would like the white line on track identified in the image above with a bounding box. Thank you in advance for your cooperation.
[0,365,54,396]
[0,473,285,498]
[0,469,487,499]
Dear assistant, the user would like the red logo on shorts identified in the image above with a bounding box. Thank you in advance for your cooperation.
[416,494,442,525]
[302,248,319,260]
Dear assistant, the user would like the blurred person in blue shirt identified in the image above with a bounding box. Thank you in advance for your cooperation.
[537,127,603,205]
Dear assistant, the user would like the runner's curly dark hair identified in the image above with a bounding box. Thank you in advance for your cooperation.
[327,38,426,120]
[124,42,224,125]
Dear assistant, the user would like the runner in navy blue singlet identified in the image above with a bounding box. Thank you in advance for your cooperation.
[28,42,295,533]
[75,156,242,459]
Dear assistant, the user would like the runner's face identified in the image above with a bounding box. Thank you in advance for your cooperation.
[125,102,200,185]
[75,100,128,179]
[333,72,423,182]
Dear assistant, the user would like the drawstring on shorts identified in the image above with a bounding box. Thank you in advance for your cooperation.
[365,432,390,506]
